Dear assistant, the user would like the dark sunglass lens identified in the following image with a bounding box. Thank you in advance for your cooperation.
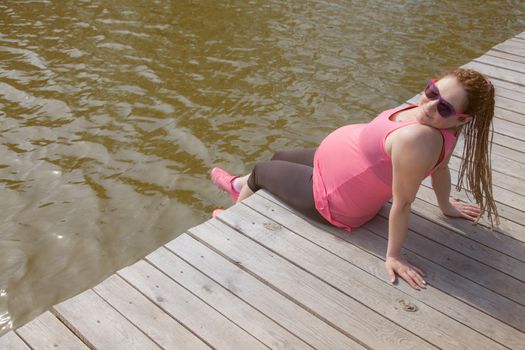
[437,102,454,118]
[424,84,438,99]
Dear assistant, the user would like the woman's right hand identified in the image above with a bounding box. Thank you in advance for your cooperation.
[385,256,426,290]
[442,196,481,221]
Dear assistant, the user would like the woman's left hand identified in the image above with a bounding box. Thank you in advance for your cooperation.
[442,196,481,221]
[385,256,426,290]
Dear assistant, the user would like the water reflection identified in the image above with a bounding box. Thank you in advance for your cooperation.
[0,0,524,333]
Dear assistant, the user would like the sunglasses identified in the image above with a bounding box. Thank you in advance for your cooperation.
[424,79,467,118]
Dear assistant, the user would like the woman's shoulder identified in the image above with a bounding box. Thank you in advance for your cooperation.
[392,123,443,154]
[399,121,441,138]
[389,124,444,174]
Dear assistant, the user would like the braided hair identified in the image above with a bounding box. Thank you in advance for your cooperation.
[439,68,499,227]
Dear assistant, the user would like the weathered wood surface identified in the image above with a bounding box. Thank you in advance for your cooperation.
[0,332,30,350]
[16,311,90,350]
[93,274,211,350]
[145,247,319,350]
[189,219,435,350]
[217,199,506,350]
[53,289,162,350]
[117,260,268,350]
[486,47,525,62]
[2,29,525,350]
[162,236,364,350]
[255,190,525,350]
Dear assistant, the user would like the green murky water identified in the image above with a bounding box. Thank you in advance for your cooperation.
[1,0,524,333]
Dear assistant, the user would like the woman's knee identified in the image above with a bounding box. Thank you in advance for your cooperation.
[269,148,316,167]
[248,161,268,192]
[270,150,287,161]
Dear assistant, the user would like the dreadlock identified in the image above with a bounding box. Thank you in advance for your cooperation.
[439,68,499,227]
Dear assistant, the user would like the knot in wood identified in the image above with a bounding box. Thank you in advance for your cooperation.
[397,299,418,312]
[263,222,281,231]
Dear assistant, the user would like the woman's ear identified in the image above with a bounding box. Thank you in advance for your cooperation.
[458,116,473,126]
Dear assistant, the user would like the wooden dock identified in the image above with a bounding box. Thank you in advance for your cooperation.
[2,32,525,350]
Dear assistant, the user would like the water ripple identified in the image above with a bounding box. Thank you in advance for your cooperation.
[0,0,524,334]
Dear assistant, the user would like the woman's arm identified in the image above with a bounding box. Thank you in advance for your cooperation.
[386,126,441,289]
[431,159,481,221]
[386,203,426,290]
[431,163,452,211]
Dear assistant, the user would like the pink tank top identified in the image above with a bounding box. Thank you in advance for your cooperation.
[313,105,457,232]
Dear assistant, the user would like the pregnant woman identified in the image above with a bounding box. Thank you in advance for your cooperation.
[211,68,499,290]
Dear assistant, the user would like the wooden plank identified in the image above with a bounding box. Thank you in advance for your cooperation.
[253,191,525,349]
[243,193,525,311]
[361,214,525,331]
[495,95,525,117]
[517,31,525,40]
[490,144,525,166]
[358,222,525,333]
[361,219,525,334]
[491,131,525,153]
[93,274,211,350]
[188,220,437,350]
[216,204,508,350]
[492,38,525,58]
[163,236,366,350]
[491,75,525,95]
[365,214,525,305]
[495,106,525,127]
[418,148,525,233]
[475,54,525,74]
[446,165,525,213]
[464,61,525,86]
[413,186,525,258]
[489,139,525,165]
[331,232,525,349]
[448,154,525,201]
[422,144,525,226]
[16,311,90,349]
[145,246,315,350]
[449,154,525,196]
[420,171,525,236]
[377,202,525,282]
[492,116,525,143]
[118,260,268,350]
[487,49,525,65]
[490,144,525,169]
[491,81,525,104]
[454,142,525,182]
[53,289,161,350]
[508,38,525,50]
[356,223,525,336]
[0,332,30,350]
[417,180,525,242]
[494,88,525,106]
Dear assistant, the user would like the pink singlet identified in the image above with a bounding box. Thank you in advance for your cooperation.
[312,104,457,232]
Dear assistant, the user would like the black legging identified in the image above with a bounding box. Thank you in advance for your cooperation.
[247,148,330,225]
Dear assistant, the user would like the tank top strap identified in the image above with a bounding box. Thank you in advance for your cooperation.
[382,104,418,122]
[434,128,458,170]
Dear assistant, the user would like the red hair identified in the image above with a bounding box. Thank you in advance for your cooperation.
[439,68,499,226]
